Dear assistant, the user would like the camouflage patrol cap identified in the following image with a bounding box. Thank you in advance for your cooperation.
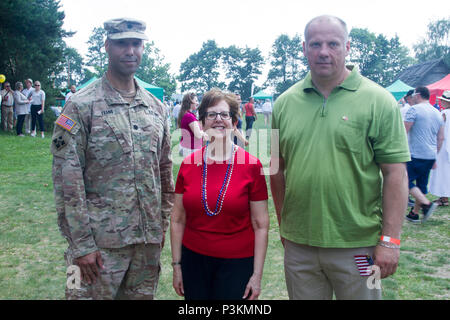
[104,18,149,40]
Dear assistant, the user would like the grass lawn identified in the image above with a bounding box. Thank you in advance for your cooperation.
[0,116,448,300]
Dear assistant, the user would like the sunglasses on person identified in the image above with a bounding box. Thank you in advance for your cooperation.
[205,111,232,120]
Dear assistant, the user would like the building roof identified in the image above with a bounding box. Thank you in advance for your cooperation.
[396,58,450,87]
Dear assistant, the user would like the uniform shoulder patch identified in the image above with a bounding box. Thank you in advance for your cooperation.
[53,135,68,151]
[56,114,77,132]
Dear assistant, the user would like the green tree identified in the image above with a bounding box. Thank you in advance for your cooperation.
[0,0,71,88]
[136,42,177,98]
[383,36,416,85]
[86,27,108,76]
[266,34,307,96]
[349,28,414,86]
[55,46,85,89]
[413,17,450,66]
[222,46,264,100]
[348,28,377,76]
[0,0,72,132]
[178,40,225,93]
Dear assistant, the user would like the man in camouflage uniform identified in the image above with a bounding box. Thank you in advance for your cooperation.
[51,18,174,300]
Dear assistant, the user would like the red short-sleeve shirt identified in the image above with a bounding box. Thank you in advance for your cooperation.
[180,112,202,150]
[175,146,268,258]
[244,103,255,117]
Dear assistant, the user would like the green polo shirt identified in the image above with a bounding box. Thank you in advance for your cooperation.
[272,66,410,248]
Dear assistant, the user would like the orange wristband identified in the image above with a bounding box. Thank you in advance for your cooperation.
[380,236,401,245]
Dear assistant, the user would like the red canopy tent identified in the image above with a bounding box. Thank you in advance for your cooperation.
[427,74,450,106]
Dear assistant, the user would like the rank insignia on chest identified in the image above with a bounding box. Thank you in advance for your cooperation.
[56,114,76,132]
[53,136,67,151]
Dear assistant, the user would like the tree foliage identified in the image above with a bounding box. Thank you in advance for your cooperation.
[413,17,450,66]
[136,42,177,98]
[266,34,308,96]
[222,46,264,100]
[0,0,71,93]
[349,28,415,86]
[178,40,264,99]
[178,40,224,93]
[54,46,85,89]
[86,27,108,77]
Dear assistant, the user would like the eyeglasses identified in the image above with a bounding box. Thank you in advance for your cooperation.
[205,111,232,120]
[34,84,40,86]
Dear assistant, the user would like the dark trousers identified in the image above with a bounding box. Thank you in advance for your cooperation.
[16,114,26,135]
[234,118,242,145]
[181,245,253,300]
[407,157,435,194]
[31,105,44,132]
[245,116,255,131]
[245,116,255,139]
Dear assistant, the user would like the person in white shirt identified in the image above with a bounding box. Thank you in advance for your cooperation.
[29,80,46,138]
[22,79,34,134]
[65,85,76,102]
[429,90,450,207]
[262,99,273,126]
[13,82,31,136]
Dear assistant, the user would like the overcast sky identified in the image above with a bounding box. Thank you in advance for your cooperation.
[60,0,449,88]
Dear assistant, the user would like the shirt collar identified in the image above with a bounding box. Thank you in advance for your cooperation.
[301,65,362,94]
[102,75,150,108]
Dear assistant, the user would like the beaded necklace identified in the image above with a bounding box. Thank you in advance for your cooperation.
[201,142,237,217]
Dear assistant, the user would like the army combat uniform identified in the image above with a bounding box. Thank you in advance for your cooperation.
[52,75,174,299]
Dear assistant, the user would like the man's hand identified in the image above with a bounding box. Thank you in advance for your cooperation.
[373,245,400,279]
[75,251,104,285]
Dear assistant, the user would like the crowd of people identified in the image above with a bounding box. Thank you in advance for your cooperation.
[1,79,46,138]
[2,14,446,301]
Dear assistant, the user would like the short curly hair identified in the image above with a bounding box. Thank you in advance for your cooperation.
[198,88,240,126]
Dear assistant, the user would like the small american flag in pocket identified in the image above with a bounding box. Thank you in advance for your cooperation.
[354,255,374,276]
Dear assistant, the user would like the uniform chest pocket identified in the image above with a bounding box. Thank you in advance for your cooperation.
[137,110,164,153]
[335,120,364,154]
[89,115,132,167]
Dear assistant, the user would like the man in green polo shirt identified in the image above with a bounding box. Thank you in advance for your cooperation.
[270,15,410,300]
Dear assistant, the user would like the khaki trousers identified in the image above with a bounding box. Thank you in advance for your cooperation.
[284,240,382,300]
[1,105,14,131]
[65,243,161,300]
[24,113,31,133]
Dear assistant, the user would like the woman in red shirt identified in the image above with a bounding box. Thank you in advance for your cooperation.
[171,88,269,300]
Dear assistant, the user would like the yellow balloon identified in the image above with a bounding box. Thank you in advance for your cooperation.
[0,74,5,84]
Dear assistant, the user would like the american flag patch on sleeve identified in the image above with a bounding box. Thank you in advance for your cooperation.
[56,114,76,132]
[354,255,373,276]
